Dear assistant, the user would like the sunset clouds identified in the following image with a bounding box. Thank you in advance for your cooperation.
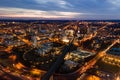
[0,0,120,19]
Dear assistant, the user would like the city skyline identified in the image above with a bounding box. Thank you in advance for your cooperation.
[0,0,120,19]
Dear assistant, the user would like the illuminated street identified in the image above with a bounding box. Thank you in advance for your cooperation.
[0,0,120,80]
[0,20,119,80]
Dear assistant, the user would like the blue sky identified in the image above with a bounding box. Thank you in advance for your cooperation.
[0,0,120,19]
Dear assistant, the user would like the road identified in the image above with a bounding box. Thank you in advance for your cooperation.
[78,39,119,74]
[79,23,113,43]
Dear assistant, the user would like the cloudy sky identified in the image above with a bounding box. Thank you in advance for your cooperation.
[0,0,120,19]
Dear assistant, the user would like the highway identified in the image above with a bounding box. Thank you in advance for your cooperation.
[78,39,119,75]
[79,22,114,43]
[0,21,118,80]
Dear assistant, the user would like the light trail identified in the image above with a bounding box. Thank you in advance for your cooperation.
[3,33,32,53]
[13,34,32,46]
[79,23,112,43]
[78,39,119,75]
[103,39,119,53]
[63,21,79,31]
[63,22,74,30]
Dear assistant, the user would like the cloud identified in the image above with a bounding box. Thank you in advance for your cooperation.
[34,0,73,9]
[107,0,120,6]
[0,7,81,19]
[0,0,120,19]
[107,0,120,9]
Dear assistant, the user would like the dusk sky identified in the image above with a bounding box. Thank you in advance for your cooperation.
[0,0,120,19]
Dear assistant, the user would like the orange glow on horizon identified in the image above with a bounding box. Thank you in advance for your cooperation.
[0,7,81,19]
